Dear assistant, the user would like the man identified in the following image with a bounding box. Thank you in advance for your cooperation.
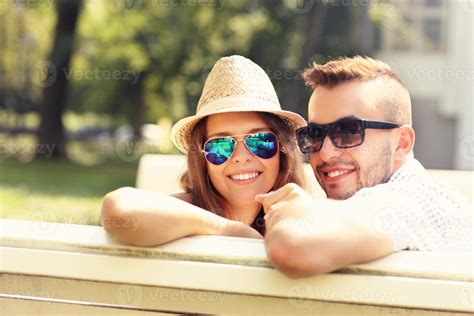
[256,56,472,278]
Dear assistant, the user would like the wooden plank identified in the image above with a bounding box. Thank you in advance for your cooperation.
[1,274,471,316]
[1,219,472,281]
[1,246,472,313]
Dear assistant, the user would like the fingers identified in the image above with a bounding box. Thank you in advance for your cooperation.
[256,183,307,212]
[256,183,296,205]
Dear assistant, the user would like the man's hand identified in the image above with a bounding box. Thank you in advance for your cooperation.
[255,183,315,232]
[255,184,393,278]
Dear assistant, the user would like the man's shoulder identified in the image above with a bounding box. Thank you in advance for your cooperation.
[352,159,470,213]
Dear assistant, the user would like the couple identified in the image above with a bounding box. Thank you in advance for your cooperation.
[101,55,471,278]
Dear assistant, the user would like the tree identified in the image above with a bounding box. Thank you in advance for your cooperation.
[36,0,83,159]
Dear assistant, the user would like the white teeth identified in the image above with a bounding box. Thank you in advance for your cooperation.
[327,170,350,178]
[230,172,259,181]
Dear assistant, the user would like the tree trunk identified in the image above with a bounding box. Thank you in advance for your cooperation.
[36,0,82,159]
[130,73,146,139]
[282,1,327,118]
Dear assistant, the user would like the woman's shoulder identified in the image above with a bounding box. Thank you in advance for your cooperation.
[171,192,193,203]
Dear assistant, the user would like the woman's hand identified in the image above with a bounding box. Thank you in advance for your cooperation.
[196,212,263,239]
[216,219,263,239]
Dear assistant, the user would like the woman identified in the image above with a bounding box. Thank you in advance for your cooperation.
[101,55,306,246]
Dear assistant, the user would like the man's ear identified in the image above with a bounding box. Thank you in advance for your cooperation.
[394,125,415,161]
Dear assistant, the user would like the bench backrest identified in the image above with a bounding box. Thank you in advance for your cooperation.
[1,219,472,314]
[136,154,473,204]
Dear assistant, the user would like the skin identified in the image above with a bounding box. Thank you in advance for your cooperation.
[308,80,400,200]
[206,112,280,224]
[258,79,416,278]
[100,111,281,246]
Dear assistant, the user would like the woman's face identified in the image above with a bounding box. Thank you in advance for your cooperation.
[205,112,280,211]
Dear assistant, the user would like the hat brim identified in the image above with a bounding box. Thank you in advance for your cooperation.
[171,105,307,154]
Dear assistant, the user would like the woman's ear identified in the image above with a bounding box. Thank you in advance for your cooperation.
[394,125,415,161]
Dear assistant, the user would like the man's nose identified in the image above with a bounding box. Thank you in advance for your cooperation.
[231,140,253,163]
[318,136,342,162]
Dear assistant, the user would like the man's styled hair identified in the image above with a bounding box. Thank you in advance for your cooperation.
[303,56,412,125]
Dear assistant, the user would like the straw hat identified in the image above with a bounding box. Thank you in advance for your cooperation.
[170,55,306,153]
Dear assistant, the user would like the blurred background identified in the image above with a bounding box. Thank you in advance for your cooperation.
[1,0,472,225]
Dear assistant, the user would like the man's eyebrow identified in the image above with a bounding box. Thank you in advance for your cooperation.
[207,127,270,138]
[308,115,360,124]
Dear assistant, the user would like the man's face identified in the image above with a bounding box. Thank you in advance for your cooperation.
[308,81,397,200]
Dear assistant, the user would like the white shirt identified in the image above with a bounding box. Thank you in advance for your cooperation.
[350,159,472,253]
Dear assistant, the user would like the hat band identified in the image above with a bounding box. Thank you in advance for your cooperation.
[196,96,282,116]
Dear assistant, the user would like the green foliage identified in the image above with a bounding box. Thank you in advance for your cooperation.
[1,0,380,132]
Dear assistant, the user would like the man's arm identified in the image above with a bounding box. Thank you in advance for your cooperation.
[101,187,262,247]
[257,184,393,278]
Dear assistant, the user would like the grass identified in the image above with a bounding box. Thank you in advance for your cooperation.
[0,158,137,226]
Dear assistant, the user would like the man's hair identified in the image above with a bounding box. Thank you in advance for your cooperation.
[303,56,412,125]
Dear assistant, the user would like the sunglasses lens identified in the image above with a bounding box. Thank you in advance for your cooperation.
[331,120,363,147]
[297,126,324,153]
[245,132,278,159]
[204,137,235,165]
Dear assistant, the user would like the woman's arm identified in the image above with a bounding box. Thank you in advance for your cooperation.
[101,187,262,246]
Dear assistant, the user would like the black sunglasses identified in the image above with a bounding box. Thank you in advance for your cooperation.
[296,118,400,153]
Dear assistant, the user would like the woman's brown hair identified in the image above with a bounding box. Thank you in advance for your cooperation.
[179,112,305,219]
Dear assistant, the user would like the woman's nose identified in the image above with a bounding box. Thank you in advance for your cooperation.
[231,140,253,163]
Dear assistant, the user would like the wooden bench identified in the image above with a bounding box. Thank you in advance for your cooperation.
[1,219,472,315]
[1,154,472,314]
